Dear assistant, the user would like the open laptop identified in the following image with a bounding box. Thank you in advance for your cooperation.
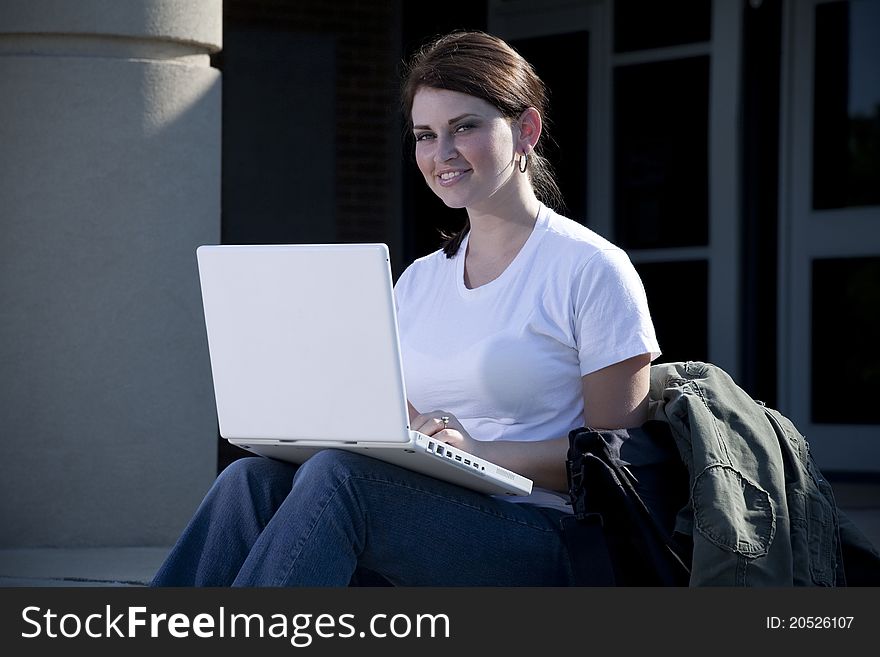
[196,243,533,497]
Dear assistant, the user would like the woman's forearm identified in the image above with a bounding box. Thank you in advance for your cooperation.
[473,435,570,492]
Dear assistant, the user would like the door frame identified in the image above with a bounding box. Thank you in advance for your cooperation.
[778,0,880,471]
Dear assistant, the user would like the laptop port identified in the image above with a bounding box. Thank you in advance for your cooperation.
[464,459,471,465]
[455,455,462,462]
[436,445,444,456]
[428,441,435,451]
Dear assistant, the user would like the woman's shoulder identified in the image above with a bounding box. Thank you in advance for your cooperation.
[401,246,451,275]
[394,246,450,290]
[538,206,626,265]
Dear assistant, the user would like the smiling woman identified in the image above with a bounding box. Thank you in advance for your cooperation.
[401,30,562,258]
[392,31,664,566]
[151,30,666,589]
[410,88,537,215]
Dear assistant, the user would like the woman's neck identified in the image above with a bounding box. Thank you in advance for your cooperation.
[465,188,541,259]
[460,189,541,289]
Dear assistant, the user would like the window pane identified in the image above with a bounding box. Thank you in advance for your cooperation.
[614,0,711,53]
[635,260,708,366]
[811,257,880,424]
[614,57,710,249]
[813,0,880,209]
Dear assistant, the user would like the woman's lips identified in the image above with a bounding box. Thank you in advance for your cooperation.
[436,169,471,187]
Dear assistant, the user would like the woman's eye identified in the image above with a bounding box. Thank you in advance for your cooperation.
[455,124,475,133]
[414,133,434,142]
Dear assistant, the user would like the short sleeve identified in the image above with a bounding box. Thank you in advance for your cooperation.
[572,248,661,376]
[393,262,416,313]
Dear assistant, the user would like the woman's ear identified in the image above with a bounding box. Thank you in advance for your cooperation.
[517,107,543,153]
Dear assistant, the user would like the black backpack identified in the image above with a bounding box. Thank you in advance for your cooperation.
[561,425,692,586]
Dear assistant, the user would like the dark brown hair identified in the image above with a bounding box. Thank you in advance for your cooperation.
[401,30,563,257]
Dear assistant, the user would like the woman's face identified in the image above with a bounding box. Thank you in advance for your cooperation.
[410,87,519,210]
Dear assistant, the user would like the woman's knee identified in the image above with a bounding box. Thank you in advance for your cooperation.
[296,449,365,478]
[215,457,297,494]
[219,456,271,479]
[292,450,382,495]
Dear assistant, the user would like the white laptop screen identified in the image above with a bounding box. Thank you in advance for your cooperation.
[196,244,412,444]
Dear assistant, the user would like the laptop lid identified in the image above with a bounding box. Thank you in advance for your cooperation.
[196,243,412,445]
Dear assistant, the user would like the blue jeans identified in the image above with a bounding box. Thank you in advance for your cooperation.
[151,450,577,586]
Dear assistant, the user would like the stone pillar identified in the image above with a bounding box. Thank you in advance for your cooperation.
[0,0,222,547]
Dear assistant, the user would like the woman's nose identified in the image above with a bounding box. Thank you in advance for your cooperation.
[435,134,458,162]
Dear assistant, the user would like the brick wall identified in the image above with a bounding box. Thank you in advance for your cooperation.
[217,0,402,473]
[224,0,401,244]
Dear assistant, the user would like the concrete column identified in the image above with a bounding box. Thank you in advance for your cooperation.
[0,0,222,547]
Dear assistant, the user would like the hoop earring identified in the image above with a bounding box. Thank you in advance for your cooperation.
[518,151,528,173]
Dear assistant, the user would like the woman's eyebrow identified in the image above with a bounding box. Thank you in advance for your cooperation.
[412,113,482,131]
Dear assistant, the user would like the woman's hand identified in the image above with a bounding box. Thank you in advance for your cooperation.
[410,410,485,458]
[407,405,568,491]
[412,409,569,491]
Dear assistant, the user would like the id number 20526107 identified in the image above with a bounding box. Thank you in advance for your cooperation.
[766,617,853,629]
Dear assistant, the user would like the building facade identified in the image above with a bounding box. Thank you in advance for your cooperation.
[223,0,879,475]
[1,0,876,550]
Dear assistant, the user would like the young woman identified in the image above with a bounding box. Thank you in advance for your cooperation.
[152,30,660,587]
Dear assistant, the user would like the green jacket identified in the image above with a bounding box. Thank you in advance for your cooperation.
[649,361,850,586]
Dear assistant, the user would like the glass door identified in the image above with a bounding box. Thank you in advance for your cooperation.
[609,0,742,375]
[780,0,880,471]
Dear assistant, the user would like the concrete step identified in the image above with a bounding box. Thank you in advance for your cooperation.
[0,547,168,587]
[2,501,877,587]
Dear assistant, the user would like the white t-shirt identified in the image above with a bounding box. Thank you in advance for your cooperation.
[393,204,660,511]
